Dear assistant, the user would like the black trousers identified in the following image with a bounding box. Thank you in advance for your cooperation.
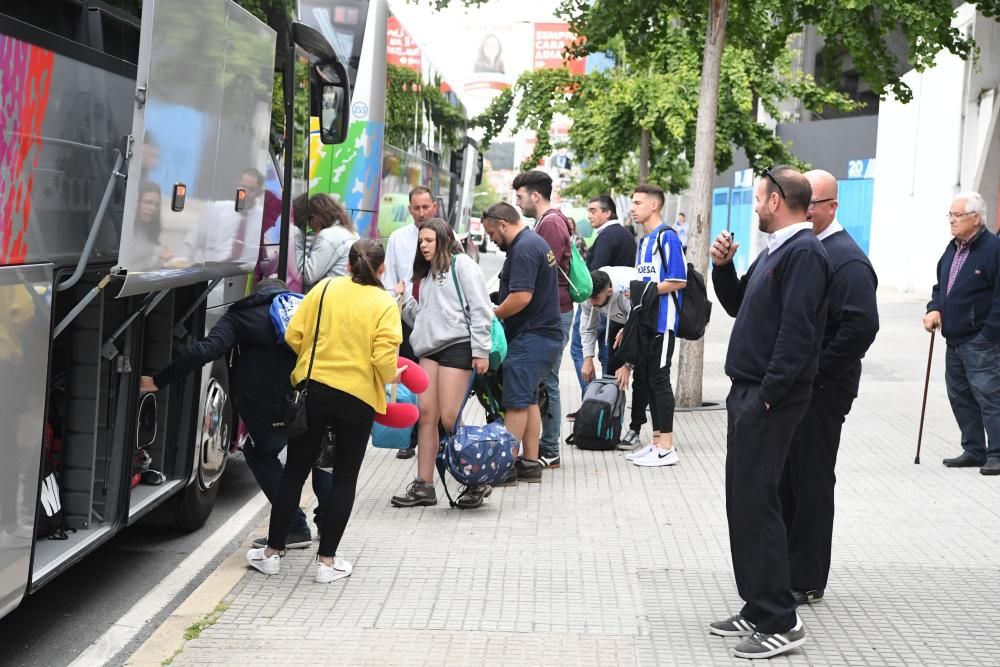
[779,383,855,592]
[725,381,810,634]
[635,333,675,434]
[606,319,649,432]
[268,382,375,557]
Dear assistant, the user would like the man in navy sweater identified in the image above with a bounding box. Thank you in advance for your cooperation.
[707,166,832,660]
[924,192,1000,475]
[779,170,880,607]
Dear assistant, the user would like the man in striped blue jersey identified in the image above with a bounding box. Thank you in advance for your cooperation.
[620,183,687,468]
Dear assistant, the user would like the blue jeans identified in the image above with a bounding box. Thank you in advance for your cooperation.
[569,308,610,394]
[242,406,332,535]
[540,310,574,458]
[945,334,1000,462]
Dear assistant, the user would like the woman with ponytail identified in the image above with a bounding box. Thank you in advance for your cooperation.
[247,239,402,583]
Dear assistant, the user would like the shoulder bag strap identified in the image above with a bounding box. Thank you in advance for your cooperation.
[303,279,332,392]
[450,255,473,335]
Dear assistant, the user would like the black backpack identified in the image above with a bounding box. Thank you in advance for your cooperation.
[568,378,627,451]
[658,228,712,340]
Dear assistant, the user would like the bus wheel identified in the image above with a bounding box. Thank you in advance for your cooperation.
[174,360,231,531]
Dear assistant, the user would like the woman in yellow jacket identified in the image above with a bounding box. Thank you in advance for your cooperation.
[247,239,402,583]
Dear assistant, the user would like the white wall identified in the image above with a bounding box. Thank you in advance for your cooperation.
[870,4,1000,294]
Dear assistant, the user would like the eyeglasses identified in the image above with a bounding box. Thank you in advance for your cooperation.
[761,168,786,200]
[946,211,976,220]
[808,198,836,209]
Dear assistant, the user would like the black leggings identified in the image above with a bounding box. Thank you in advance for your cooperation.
[635,333,675,434]
[268,382,375,557]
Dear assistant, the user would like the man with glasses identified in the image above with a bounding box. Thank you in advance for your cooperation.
[924,192,1000,476]
[779,169,880,609]
[707,165,831,659]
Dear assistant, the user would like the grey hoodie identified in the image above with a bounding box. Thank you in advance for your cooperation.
[401,254,493,360]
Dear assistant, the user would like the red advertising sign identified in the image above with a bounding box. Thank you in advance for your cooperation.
[387,16,421,71]
[532,22,584,75]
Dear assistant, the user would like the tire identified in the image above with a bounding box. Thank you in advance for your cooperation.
[172,359,232,532]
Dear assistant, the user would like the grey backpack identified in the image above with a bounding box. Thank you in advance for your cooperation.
[569,378,627,451]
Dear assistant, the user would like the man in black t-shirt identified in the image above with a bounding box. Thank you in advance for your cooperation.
[481,202,563,484]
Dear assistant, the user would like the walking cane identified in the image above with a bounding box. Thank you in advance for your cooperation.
[915,330,936,464]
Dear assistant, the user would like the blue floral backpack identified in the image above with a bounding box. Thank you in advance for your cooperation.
[436,373,520,507]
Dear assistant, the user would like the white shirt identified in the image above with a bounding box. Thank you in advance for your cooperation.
[381,223,419,292]
[816,219,844,242]
[579,266,637,359]
[767,221,813,254]
[594,219,621,235]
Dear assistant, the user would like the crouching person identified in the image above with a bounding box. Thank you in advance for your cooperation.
[141,279,330,547]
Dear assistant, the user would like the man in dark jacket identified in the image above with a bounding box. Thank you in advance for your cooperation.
[779,170,880,607]
[140,279,330,547]
[924,191,1000,476]
[707,166,831,660]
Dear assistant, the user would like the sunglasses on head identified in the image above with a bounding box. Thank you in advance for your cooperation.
[761,167,786,200]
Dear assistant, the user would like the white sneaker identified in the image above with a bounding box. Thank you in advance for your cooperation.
[246,547,280,575]
[625,444,655,461]
[633,447,679,467]
[316,555,353,583]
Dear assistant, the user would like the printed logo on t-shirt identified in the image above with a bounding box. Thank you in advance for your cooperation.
[545,250,556,268]
[636,263,657,277]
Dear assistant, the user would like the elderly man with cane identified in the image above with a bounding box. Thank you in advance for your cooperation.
[924,192,1000,476]
[778,170,880,608]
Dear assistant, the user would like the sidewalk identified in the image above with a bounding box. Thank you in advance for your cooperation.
[134,289,1000,666]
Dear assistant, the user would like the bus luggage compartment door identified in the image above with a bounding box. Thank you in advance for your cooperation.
[0,264,53,619]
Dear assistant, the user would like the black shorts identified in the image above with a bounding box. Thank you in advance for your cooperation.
[425,341,473,370]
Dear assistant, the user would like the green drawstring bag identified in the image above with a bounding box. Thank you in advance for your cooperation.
[560,242,593,303]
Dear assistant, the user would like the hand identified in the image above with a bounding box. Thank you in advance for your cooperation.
[709,232,740,266]
[394,281,405,297]
[140,376,159,393]
[922,310,941,333]
[614,365,631,391]
[613,329,624,350]
[391,364,407,384]
[581,358,596,383]
[472,357,489,374]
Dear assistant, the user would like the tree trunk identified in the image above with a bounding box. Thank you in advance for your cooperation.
[639,128,650,181]
[676,0,729,408]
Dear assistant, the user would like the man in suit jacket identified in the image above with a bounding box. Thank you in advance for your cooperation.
[924,191,1000,476]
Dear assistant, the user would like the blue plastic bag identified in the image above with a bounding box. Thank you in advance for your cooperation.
[269,291,304,343]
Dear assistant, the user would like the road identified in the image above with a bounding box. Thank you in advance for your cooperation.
[0,251,505,667]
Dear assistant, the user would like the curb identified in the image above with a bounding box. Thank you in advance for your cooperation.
[126,486,319,665]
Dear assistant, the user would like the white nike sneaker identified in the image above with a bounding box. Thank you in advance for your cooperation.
[633,447,679,467]
[316,554,353,583]
[246,547,280,575]
[625,444,655,461]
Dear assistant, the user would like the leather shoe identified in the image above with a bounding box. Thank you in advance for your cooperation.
[943,452,986,467]
[395,447,415,460]
[981,460,1000,475]
[791,589,824,606]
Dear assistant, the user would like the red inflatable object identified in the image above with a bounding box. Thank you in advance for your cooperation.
[374,401,419,429]
[397,357,428,393]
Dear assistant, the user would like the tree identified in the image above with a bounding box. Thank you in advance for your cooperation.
[465,0,997,406]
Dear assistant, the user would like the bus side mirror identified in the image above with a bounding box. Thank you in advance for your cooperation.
[312,59,351,145]
[475,152,484,186]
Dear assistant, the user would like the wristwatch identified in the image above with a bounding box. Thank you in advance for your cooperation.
[624,363,635,371]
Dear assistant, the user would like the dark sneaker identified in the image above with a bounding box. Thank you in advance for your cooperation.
[792,588,824,606]
[708,613,756,637]
[498,465,518,486]
[396,447,416,460]
[515,458,543,483]
[733,619,806,659]
[943,452,985,467]
[455,484,491,509]
[390,479,437,507]
[252,530,311,550]
[981,460,1000,475]
[617,429,641,451]
[540,454,561,469]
